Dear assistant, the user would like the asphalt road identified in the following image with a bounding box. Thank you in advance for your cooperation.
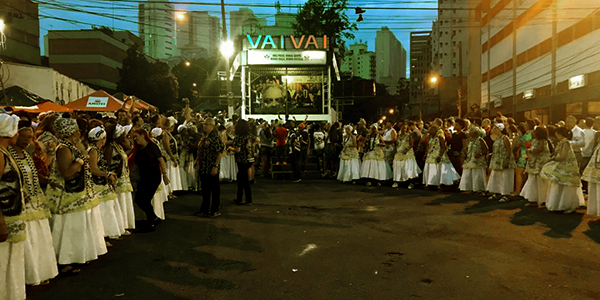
[27,179,600,300]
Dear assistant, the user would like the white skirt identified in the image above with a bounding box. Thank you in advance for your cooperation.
[152,184,167,220]
[117,192,135,230]
[178,165,189,191]
[219,155,237,181]
[393,157,421,182]
[50,208,108,265]
[23,219,58,285]
[166,160,183,192]
[459,168,487,192]
[588,182,600,217]
[423,162,460,186]
[360,159,392,181]
[337,158,361,182]
[487,169,514,195]
[98,199,124,239]
[520,174,548,205]
[0,242,25,300]
[546,180,584,211]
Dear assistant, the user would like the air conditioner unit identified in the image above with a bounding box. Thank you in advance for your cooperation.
[494,98,503,108]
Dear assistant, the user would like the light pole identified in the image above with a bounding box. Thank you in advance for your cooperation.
[429,75,439,117]
[220,0,235,118]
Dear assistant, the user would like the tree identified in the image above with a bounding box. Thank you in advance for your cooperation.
[117,44,179,112]
[292,0,357,59]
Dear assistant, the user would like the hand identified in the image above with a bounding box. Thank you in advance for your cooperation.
[76,158,84,165]
[211,166,219,176]
[163,175,170,186]
[436,156,442,163]
[171,156,178,167]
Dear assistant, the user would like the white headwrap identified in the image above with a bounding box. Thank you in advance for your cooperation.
[88,126,106,141]
[113,124,126,139]
[494,123,505,131]
[167,116,178,128]
[123,124,133,137]
[177,124,186,133]
[151,127,163,138]
[0,114,20,138]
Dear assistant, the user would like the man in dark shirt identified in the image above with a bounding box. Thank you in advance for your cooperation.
[449,119,468,175]
[196,117,224,217]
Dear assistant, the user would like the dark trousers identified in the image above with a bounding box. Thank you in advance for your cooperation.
[236,162,253,203]
[275,145,287,163]
[199,173,220,214]
[290,152,301,180]
[135,174,160,221]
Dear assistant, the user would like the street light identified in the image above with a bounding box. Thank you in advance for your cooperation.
[220,40,235,62]
[388,108,394,115]
[175,12,186,22]
[0,19,5,33]
[192,83,197,87]
[185,61,191,67]
[429,76,438,84]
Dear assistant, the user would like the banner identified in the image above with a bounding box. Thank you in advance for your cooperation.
[86,97,109,108]
[247,50,327,65]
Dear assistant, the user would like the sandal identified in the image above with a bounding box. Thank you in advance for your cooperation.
[499,196,509,203]
[59,265,81,276]
[488,194,498,200]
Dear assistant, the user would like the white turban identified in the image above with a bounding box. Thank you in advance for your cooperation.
[88,126,106,141]
[494,123,505,131]
[151,127,163,138]
[0,114,20,138]
[123,124,133,137]
[167,116,178,128]
[113,124,126,139]
[177,124,186,133]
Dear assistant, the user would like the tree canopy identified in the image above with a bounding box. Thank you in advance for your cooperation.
[117,44,179,112]
[292,0,357,59]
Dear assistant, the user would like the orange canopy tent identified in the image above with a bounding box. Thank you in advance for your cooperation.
[65,90,124,112]
[13,101,73,113]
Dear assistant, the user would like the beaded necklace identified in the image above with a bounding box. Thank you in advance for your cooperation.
[8,145,40,206]
[61,139,94,198]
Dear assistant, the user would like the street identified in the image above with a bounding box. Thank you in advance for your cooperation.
[28,179,600,300]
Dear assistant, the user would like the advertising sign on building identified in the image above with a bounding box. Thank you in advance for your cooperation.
[248,50,327,65]
[86,96,109,108]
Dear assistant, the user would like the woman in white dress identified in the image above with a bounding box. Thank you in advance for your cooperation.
[46,117,107,273]
[582,126,600,220]
[486,123,516,202]
[0,113,28,300]
[337,125,361,183]
[9,119,58,286]
[540,126,584,214]
[151,128,168,219]
[220,122,237,182]
[422,124,460,188]
[459,126,488,194]
[392,123,421,189]
[521,126,552,207]
[360,124,392,186]
[107,123,135,231]
[162,116,183,194]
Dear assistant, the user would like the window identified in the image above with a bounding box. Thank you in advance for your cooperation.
[453,63,456,69]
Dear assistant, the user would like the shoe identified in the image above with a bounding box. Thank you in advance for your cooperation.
[499,196,509,203]
[392,182,399,188]
[122,230,132,236]
[376,182,382,187]
[408,183,414,190]
[211,212,221,217]
[524,202,537,207]
[366,182,372,186]
[564,208,576,214]
[105,241,113,248]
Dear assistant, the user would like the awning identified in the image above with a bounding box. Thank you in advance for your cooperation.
[12,101,73,113]
[0,85,46,107]
[65,90,124,112]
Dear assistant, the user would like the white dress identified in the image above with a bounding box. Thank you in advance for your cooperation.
[486,136,515,195]
[111,143,136,230]
[152,182,167,220]
[583,139,600,216]
[423,131,460,186]
[392,134,421,182]
[0,242,25,300]
[337,135,361,182]
[520,140,551,204]
[165,132,183,191]
[541,140,584,211]
[360,134,392,181]
[458,137,487,192]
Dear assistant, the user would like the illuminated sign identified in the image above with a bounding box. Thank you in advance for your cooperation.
[246,35,327,50]
[569,75,586,90]
[282,75,323,83]
[86,97,108,108]
[523,89,534,100]
[247,50,327,65]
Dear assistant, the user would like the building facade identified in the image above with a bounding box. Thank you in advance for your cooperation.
[0,0,41,65]
[409,31,434,118]
[3,61,95,104]
[375,27,407,95]
[230,8,267,40]
[341,43,376,80]
[47,28,144,91]
[138,0,176,60]
[176,11,221,58]
[471,0,600,123]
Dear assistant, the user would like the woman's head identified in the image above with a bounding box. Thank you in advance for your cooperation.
[533,125,548,140]
[15,117,33,149]
[54,117,79,139]
[492,123,506,135]
[555,126,571,140]
[235,119,250,136]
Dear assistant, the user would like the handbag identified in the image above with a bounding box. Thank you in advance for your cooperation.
[64,171,85,193]
[0,152,23,217]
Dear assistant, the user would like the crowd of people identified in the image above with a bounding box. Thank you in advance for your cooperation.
[2,103,600,300]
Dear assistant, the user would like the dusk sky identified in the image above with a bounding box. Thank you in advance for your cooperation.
[39,0,439,76]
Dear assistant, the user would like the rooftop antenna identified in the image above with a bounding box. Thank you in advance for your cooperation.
[275,1,281,13]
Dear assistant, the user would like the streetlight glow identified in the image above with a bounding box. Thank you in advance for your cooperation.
[429,76,438,84]
[192,83,197,87]
[175,12,186,22]
[0,19,5,32]
[382,116,387,120]
[185,61,191,67]
[220,40,235,60]
[388,108,394,114]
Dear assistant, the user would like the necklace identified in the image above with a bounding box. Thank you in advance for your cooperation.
[61,139,94,198]
[8,146,40,206]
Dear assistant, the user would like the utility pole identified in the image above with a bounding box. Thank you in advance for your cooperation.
[458,41,463,118]
[512,0,517,119]
[221,0,233,117]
